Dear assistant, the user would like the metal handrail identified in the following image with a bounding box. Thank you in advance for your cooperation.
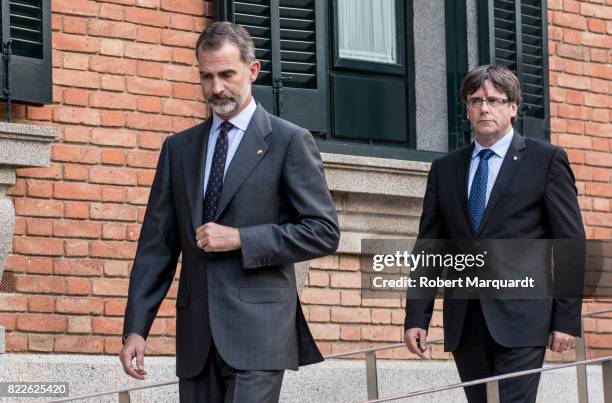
[362,356,612,403]
[324,338,443,359]
[49,380,179,403]
[581,308,612,318]
[323,308,612,359]
[49,306,612,402]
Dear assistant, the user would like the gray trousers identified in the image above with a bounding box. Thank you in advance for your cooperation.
[179,342,284,403]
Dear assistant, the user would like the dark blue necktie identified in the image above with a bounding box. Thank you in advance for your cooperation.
[469,148,495,233]
[203,121,233,223]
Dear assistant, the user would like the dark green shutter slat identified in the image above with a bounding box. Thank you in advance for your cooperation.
[279,28,315,41]
[234,14,268,27]
[233,2,267,14]
[278,6,314,20]
[280,49,314,63]
[280,0,312,8]
[280,39,315,52]
[279,17,314,30]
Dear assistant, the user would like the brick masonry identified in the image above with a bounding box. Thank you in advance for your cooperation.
[0,0,610,361]
[1,0,211,356]
[545,0,612,360]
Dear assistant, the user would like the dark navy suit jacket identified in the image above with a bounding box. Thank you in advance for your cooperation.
[405,133,585,351]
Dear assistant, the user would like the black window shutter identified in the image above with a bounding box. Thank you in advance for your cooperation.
[232,1,276,112]
[478,0,550,141]
[217,0,329,133]
[0,0,52,105]
[445,0,471,151]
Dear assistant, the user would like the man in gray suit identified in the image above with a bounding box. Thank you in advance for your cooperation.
[119,22,340,402]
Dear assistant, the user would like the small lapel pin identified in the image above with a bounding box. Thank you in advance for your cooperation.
[256,149,264,156]
[513,155,518,160]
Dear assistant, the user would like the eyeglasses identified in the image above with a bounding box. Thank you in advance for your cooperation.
[467,96,512,109]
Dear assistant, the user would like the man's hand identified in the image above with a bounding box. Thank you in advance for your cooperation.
[120,334,147,380]
[404,328,429,359]
[548,331,575,353]
[195,222,241,252]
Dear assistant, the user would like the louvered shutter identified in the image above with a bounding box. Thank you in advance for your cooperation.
[479,0,549,141]
[0,0,52,105]
[233,1,273,86]
[221,0,329,133]
[279,0,317,89]
[445,0,471,151]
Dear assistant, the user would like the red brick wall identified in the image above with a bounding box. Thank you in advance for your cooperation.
[1,0,212,354]
[547,0,612,358]
[0,0,610,361]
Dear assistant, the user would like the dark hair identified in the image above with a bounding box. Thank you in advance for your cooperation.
[460,64,522,121]
[195,21,255,64]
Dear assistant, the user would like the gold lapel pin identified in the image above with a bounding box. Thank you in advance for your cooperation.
[513,155,518,160]
[256,149,264,156]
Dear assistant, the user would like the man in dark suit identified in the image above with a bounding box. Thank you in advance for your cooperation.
[404,65,584,403]
[119,22,339,402]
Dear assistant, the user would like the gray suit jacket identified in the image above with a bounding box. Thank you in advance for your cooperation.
[123,105,340,378]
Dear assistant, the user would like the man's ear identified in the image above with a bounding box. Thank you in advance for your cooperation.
[249,60,261,82]
[510,102,518,118]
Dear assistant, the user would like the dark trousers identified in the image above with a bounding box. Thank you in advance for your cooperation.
[452,300,546,403]
[179,342,284,403]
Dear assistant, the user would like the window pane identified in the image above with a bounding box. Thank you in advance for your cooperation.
[337,0,397,64]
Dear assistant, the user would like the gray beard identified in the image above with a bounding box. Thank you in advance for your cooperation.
[208,98,240,116]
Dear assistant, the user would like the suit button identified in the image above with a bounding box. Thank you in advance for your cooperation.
[207,253,213,258]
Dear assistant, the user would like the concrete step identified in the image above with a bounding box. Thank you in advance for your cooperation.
[0,354,605,402]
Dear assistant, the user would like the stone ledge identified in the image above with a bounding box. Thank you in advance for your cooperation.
[322,152,431,198]
[321,153,430,255]
[0,122,59,173]
[0,121,58,141]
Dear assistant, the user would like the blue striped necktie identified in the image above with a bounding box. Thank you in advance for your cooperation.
[469,148,495,233]
[203,121,233,223]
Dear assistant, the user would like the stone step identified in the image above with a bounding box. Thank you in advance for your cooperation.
[0,354,605,402]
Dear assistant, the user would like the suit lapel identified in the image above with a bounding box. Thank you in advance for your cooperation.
[183,118,212,234]
[456,143,475,236]
[476,133,527,237]
[213,105,271,221]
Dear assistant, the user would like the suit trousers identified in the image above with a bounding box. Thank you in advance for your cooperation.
[451,299,546,403]
[179,341,284,403]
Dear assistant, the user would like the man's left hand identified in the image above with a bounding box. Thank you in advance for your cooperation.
[548,331,575,353]
[195,222,241,252]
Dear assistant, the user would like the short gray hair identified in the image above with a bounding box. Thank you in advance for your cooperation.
[195,21,256,64]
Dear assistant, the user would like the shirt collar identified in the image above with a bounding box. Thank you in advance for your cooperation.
[211,97,257,133]
[472,127,514,160]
